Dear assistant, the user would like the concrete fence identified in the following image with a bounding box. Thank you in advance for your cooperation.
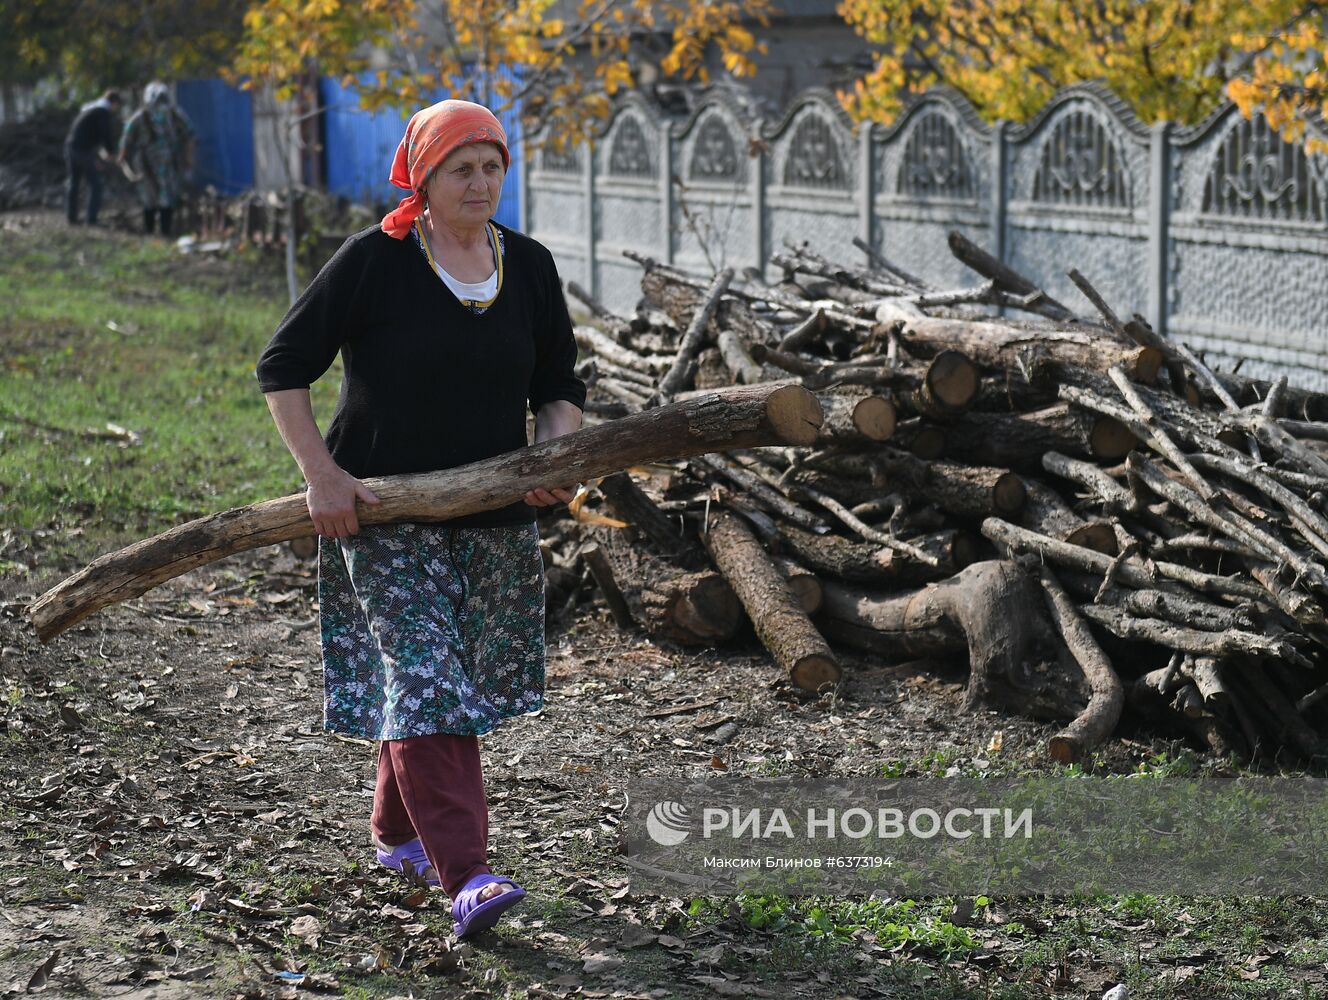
[522,83,1328,391]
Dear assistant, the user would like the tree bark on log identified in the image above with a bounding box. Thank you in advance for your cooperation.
[818,562,1087,716]
[31,383,823,642]
[596,472,695,564]
[1020,482,1118,555]
[874,450,1027,519]
[942,404,1135,471]
[575,325,672,374]
[946,230,1077,322]
[779,523,973,586]
[816,391,897,445]
[581,542,636,629]
[895,317,1163,383]
[703,511,841,692]
[590,526,743,645]
[658,268,735,399]
[893,350,980,421]
[1038,567,1123,764]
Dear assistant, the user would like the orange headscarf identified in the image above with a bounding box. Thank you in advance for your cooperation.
[380,99,510,239]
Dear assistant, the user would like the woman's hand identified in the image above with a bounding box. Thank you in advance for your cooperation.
[525,400,584,508]
[306,466,381,538]
[524,484,577,507]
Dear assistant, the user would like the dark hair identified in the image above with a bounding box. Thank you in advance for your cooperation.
[103,89,123,104]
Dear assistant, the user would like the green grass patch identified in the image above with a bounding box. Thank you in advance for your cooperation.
[0,227,336,574]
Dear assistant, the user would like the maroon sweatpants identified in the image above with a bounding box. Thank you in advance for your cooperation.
[370,734,491,897]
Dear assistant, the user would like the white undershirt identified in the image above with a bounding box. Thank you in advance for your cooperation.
[433,261,498,302]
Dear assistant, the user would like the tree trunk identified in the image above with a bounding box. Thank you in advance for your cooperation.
[30,383,823,642]
[703,511,841,692]
[818,562,1088,717]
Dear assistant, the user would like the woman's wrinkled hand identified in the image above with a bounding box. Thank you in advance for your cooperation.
[524,485,577,507]
[306,466,381,537]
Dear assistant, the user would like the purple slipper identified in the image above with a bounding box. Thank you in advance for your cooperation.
[375,838,440,887]
[451,873,526,938]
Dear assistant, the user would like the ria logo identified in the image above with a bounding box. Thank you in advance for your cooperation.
[646,801,692,846]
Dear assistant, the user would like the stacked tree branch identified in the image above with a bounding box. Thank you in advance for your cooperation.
[546,232,1328,766]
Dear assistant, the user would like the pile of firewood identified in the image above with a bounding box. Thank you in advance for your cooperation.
[541,231,1328,766]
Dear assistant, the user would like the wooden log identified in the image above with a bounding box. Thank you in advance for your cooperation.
[1242,666,1328,760]
[596,472,693,563]
[657,268,735,399]
[691,453,830,533]
[1076,604,1308,663]
[819,562,1086,717]
[703,511,840,692]
[1107,365,1217,501]
[1184,656,1230,710]
[816,391,897,445]
[874,449,1027,519]
[981,517,1267,603]
[853,235,930,290]
[777,307,828,352]
[946,230,1076,322]
[895,316,1162,384]
[581,542,636,629]
[893,350,980,421]
[891,418,947,460]
[30,383,823,642]
[776,557,824,615]
[1128,453,1328,595]
[1041,451,1137,513]
[575,325,672,374]
[779,523,973,586]
[943,405,1135,471]
[1020,481,1118,555]
[640,569,745,646]
[1039,567,1123,764]
[717,329,764,385]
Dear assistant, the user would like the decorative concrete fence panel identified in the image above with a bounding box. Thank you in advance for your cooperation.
[1004,85,1154,320]
[1168,106,1328,389]
[671,94,758,274]
[762,92,861,275]
[594,95,669,312]
[871,89,992,290]
[524,139,590,290]
[525,83,1328,389]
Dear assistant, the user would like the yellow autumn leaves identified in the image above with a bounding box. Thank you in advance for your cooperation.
[230,0,770,148]
[836,0,1327,149]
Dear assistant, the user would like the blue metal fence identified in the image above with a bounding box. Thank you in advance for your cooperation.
[175,79,254,195]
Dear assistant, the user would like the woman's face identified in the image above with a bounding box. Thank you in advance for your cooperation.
[424,141,505,230]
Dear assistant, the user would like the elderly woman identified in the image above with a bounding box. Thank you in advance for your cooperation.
[118,81,194,235]
[255,100,585,938]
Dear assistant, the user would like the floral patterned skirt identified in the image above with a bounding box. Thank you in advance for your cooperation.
[317,522,546,740]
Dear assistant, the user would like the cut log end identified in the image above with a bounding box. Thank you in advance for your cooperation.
[927,349,981,411]
[1047,734,1081,764]
[1089,416,1137,461]
[1132,346,1164,385]
[1062,522,1120,556]
[790,653,841,693]
[767,384,825,445]
[993,473,1028,516]
[852,396,898,441]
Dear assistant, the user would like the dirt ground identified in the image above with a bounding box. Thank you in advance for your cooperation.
[4,526,1326,1000]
